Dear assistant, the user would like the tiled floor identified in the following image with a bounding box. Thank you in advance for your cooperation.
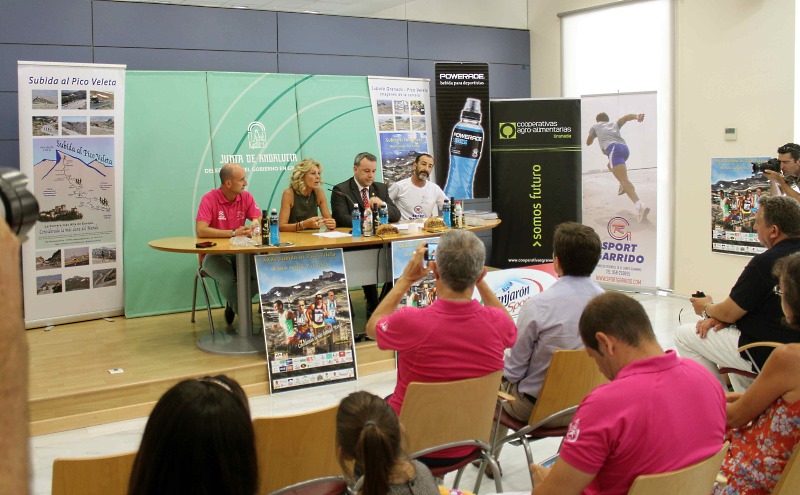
[30,291,693,495]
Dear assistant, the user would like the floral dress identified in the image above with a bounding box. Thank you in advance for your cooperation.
[715,397,800,495]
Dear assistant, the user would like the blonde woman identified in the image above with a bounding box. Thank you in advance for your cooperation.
[279,158,336,232]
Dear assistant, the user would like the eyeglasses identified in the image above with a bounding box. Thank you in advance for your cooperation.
[774,284,784,296]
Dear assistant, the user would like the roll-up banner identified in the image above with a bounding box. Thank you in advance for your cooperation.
[18,61,126,328]
[581,92,658,289]
[434,63,490,199]
[490,98,582,268]
[368,77,433,186]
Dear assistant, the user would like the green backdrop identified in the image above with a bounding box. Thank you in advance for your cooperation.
[124,71,380,317]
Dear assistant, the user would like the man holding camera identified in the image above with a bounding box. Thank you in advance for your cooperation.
[366,231,515,428]
[763,143,800,201]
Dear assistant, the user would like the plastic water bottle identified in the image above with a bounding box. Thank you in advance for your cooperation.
[442,198,451,227]
[261,210,269,246]
[351,203,362,237]
[444,98,484,199]
[251,218,261,244]
[363,205,374,237]
[269,208,279,246]
[379,203,388,225]
[454,201,463,229]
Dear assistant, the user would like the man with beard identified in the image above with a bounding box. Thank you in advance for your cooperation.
[389,153,448,220]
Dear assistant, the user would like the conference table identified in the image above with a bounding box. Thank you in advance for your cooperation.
[149,220,500,355]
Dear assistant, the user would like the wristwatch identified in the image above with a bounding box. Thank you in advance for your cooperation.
[231,229,236,237]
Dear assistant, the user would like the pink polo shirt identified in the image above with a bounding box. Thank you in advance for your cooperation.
[558,351,726,495]
[375,298,516,457]
[196,189,260,231]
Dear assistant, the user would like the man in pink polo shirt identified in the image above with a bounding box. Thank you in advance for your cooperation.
[366,230,516,465]
[196,163,261,325]
[531,292,726,495]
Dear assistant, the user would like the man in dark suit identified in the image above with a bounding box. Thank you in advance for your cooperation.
[331,152,401,319]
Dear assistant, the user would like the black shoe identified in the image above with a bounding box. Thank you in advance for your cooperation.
[224,303,235,325]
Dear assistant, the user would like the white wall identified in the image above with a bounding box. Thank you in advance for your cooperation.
[529,0,795,298]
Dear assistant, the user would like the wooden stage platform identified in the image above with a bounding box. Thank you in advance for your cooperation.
[28,302,395,435]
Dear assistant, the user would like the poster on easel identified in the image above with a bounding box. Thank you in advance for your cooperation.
[18,61,125,328]
[367,77,433,186]
[255,248,357,393]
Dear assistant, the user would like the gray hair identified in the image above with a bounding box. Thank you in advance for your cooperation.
[353,152,377,168]
[760,195,800,237]
[436,230,485,292]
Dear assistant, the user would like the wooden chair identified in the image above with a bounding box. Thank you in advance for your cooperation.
[269,475,349,495]
[718,341,782,380]
[253,404,340,495]
[491,350,608,469]
[772,444,800,495]
[399,370,504,494]
[626,442,728,495]
[51,451,137,495]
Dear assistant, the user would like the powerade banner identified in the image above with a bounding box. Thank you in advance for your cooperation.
[124,72,379,317]
[434,63,490,199]
[581,92,658,289]
[367,77,433,186]
[490,98,582,268]
[255,248,357,393]
[711,157,770,256]
[18,61,126,328]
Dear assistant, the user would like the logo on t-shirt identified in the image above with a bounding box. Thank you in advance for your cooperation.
[218,210,227,221]
[378,320,389,332]
[565,418,580,443]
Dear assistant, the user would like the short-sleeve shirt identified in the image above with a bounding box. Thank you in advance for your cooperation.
[729,237,800,367]
[559,351,726,495]
[588,122,626,153]
[375,299,516,457]
[196,189,260,231]
[388,178,448,220]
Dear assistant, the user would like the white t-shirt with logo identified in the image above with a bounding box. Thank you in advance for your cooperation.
[388,178,447,220]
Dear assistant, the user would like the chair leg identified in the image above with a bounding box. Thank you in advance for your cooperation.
[198,274,216,335]
[191,271,199,323]
[452,465,465,488]
[521,437,534,468]
[473,453,503,494]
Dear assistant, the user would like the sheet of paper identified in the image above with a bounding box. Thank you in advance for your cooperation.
[313,231,352,238]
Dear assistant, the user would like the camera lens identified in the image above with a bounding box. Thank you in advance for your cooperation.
[0,167,39,242]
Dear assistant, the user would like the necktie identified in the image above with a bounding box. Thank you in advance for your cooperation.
[361,188,369,209]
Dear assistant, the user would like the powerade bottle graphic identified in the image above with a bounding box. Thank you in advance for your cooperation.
[444,98,483,199]
[442,198,451,227]
[379,204,389,224]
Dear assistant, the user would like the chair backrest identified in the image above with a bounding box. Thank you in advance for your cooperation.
[51,451,137,495]
[626,442,728,495]
[528,349,608,428]
[773,444,800,495]
[399,369,503,454]
[253,404,340,495]
[269,475,349,495]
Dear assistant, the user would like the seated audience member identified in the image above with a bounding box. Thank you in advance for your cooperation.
[196,163,261,325]
[366,230,516,464]
[497,223,603,453]
[279,158,336,232]
[128,375,258,495]
[531,292,726,495]
[336,391,439,495]
[675,195,800,391]
[0,220,28,495]
[714,253,800,495]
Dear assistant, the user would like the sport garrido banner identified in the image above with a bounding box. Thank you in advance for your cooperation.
[18,61,125,328]
[490,98,582,268]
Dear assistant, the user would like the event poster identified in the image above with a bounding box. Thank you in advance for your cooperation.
[434,63,490,199]
[18,61,125,328]
[255,248,357,393]
[581,92,658,289]
[490,98,582,268]
[476,266,558,323]
[711,157,770,256]
[391,237,439,308]
[368,76,433,186]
